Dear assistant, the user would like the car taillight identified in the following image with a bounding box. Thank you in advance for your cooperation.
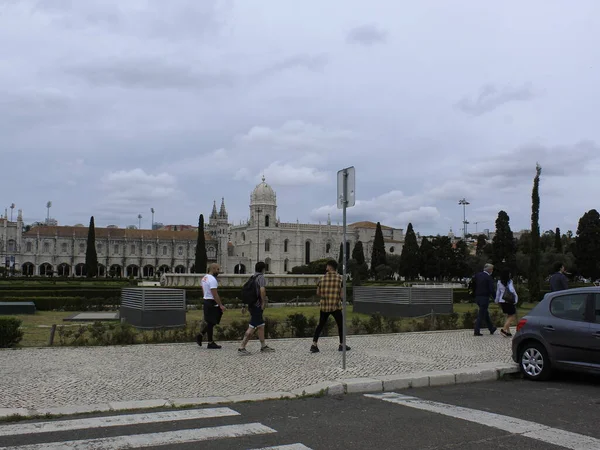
[516,319,527,332]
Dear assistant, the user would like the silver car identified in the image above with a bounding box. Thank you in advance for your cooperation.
[511,287,600,380]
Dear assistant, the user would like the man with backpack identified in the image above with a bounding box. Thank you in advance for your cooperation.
[238,261,275,355]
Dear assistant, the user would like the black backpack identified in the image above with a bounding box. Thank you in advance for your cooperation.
[241,274,259,305]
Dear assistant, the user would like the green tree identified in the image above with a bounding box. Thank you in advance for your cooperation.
[351,241,366,265]
[419,236,438,280]
[554,227,562,253]
[432,236,454,280]
[399,223,420,280]
[475,234,487,256]
[517,231,531,254]
[370,222,387,274]
[528,164,542,302]
[194,214,207,273]
[492,210,516,272]
[85,216,98,278]
[452,239,470,278]
[575,209,600,280]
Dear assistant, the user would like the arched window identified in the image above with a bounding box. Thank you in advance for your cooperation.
[146,245,152,255]
[265,257,271,272]
[113,244,119,254]
[305,241,311,264]
[43,242,50,253]
[265,239,271,252]
[265,215,270,227]
[97,244,102,253]
[389,246,395,253]
[178,246,183,256]
[241,232,246,242]
[326,242,331,253]
[7,240,16,252]
[284,259,289,272]
[284,239,289,252]
[26,242,32,252]
[130,244,136,254]
[61,243,67,253]
[79,243,85,253]
[162,246,168,255]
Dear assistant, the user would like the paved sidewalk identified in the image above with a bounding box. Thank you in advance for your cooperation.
[0,330,517,416]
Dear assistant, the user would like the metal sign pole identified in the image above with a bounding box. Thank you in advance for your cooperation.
[336,165,355,371]
[342,169,348,370]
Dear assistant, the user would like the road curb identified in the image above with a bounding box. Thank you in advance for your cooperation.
[0,363,520,421]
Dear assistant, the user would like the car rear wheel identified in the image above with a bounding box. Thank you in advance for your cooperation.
[518,341,551,381]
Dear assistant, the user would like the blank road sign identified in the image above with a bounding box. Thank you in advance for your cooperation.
[337,166,355,209]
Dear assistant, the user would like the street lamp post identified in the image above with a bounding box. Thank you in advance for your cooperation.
[46,201,52,224]
[138,214,142,230]
[458,198,470,239]
[150,208,155,230]
[10,203,14,222]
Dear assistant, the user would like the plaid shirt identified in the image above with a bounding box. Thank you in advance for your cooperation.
[317,271,342,312]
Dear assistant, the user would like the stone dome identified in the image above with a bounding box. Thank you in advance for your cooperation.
[251,176,276,205]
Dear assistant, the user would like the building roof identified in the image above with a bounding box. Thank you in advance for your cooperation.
[23,226,214,242]
[349,221,392,230]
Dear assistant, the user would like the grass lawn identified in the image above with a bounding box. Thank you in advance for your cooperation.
[8,301,537,348]
[0,280,129,287]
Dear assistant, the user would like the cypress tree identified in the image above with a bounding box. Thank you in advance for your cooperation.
[370,222,387,272]
[419,236,438,280]
[475,234,487,256]
[194,214,208,273]
[399,223,420,280]
[85,216,98,278]
[351,241,366,265]
[492,210,516,272]
[554,227,562,253]
[528,164,542,302]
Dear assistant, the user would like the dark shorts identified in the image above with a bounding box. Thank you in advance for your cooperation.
[500,302,516,315]
[248,304,265,328]
[203,301,223,325]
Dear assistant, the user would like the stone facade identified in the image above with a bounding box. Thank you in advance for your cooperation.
[1,214,217,277]
[1,178,405,277]
[222,177,404,274]
[160,273,322,288]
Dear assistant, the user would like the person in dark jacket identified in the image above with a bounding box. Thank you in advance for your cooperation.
[549,262,569,292]
[473,263,497,336]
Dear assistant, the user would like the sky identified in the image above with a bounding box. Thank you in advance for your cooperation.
[2,0,600,236]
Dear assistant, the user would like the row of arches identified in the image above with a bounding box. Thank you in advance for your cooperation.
[20,263,192,277]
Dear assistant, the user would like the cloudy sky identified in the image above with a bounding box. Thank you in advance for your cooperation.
[2,0,599,236]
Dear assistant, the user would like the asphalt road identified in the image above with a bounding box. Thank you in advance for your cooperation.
[1,373,598,449]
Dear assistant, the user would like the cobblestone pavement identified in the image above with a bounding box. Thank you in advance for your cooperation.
[0,330,513,410]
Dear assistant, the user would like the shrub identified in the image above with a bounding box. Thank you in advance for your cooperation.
[0,317,24,348]
[350,316,364,334]
[264,317,282,339]
[384,317,401,333]
[363,313,384,334]
[286,313,312,337]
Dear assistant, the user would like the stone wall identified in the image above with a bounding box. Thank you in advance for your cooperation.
[160,273,321,288]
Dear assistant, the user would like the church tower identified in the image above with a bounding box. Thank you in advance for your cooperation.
[250,176,277,269]
[216,198,229,272]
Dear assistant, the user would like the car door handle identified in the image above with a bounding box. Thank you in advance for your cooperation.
[543,326,555,331]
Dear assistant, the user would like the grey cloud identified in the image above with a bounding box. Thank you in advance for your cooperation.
[254,53,329,78]
[456,82,536,116]
[65,57,235,90]
[465,140,599,183]
[346,24,388,46]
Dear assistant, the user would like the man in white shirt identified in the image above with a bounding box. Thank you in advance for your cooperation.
[196,263,226,349]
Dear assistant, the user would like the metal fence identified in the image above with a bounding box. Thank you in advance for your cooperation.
[352,286,453,317]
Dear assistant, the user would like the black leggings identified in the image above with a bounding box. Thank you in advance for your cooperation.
[313,309,343,343]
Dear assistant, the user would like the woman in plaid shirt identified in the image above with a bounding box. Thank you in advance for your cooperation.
[310,259,351,353]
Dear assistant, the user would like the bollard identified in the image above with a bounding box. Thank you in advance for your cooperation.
[48,324,57,346]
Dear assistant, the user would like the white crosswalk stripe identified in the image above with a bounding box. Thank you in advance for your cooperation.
[365,392,600,450]
[1,423,276,449]
[0,408,239,437]
[0,406,314,449]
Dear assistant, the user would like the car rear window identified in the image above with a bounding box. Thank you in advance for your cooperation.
[550,293,588,322]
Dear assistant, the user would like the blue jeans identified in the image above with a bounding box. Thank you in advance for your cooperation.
[475,297,495,334]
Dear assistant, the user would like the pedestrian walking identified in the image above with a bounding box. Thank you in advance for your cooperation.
[549,262,569,292]
[495,268,518,337]
[310,259,350,353]
[473,263,497,336]
[238,261,275,355]
[196,263,226,349]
